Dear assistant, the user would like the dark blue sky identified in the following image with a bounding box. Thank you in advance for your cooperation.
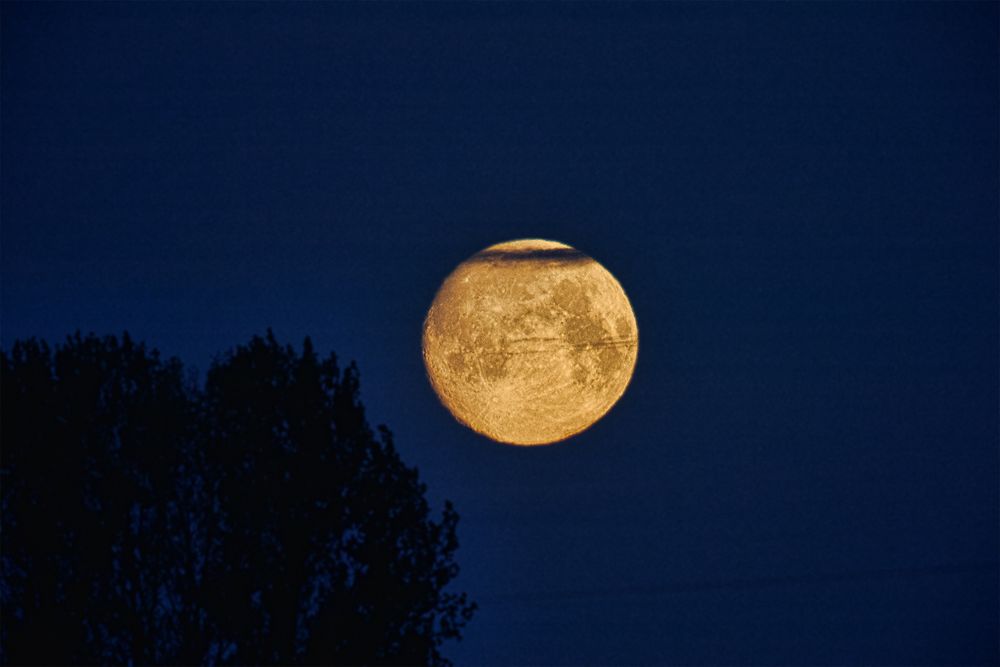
[2,2,997,663]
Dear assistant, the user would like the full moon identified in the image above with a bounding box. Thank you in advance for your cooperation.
[422,239,638,446]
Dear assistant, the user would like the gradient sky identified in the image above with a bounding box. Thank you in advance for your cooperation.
[2,2,998,664]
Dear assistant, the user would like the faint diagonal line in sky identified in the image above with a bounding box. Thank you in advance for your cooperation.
[477,561,999,605]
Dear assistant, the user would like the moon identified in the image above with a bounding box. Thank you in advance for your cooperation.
[422,239,638,446]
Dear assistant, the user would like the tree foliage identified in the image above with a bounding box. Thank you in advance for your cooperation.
[0,332,475,665]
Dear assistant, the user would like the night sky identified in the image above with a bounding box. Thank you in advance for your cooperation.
[2,2,998,664]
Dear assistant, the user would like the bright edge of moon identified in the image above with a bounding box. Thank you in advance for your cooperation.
[422,239,638,446]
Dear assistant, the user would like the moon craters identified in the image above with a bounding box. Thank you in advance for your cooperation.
[422,239,638,446]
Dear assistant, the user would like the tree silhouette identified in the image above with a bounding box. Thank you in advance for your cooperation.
[1,332,475,665]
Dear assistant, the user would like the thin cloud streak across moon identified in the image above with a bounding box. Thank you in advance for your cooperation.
[422,239,638,446]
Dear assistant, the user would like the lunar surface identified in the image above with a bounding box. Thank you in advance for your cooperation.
[422,239,638,446]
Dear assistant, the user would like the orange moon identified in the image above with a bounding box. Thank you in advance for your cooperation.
[422,239,638,446]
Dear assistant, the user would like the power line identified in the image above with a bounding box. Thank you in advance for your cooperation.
[477,560,999,605]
